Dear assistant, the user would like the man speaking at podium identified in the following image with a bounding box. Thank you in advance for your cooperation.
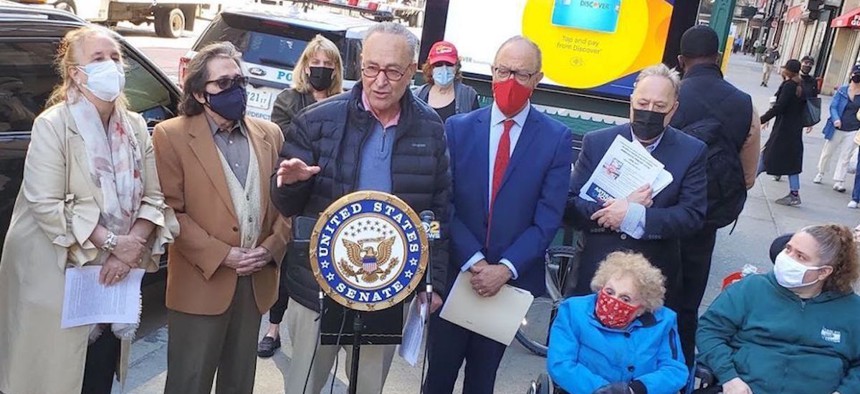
[425,36,573,394]
[271,22,451,394]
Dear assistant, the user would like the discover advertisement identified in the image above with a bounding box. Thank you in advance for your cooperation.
[442,0,676,99]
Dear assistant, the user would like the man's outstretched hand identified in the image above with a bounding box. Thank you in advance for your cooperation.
[276,158,320,187]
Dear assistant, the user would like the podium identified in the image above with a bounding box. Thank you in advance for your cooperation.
[308,192,430,394]
[320,297,404,346]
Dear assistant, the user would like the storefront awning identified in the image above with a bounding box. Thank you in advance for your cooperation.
[831,7,860,28]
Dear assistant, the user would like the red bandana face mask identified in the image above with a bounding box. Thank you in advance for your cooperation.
[492,77,533,118]
[595,288,639,329]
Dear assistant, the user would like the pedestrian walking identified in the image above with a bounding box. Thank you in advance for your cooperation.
[847,125,860,209]
[759,59,806,206]
[813,65,860,193]
[761,45,780,87]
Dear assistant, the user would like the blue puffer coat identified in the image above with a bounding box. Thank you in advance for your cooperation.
[547,295,689,394]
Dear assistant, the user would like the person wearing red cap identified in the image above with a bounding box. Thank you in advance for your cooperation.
[414,41,479,122]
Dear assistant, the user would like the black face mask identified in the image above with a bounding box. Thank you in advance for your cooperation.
[308,66,335,91]
[851,74,860,84]
[631,109,668,141]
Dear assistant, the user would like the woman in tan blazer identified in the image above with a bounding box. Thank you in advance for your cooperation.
[0,26,178,394]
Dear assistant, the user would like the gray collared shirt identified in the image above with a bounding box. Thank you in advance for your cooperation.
[206,114,250,187]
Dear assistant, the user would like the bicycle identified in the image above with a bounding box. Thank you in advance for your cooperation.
[515,240,581,357]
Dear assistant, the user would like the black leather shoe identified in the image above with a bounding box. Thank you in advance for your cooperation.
[257,335,281,358]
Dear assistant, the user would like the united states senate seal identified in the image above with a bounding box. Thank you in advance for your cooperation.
[310,191,429,311]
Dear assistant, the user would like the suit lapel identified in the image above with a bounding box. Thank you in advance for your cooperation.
[476,111,490,215]
[187,115,238,221]
[246,120,274,222]
[650,127,677,164]
[499,109,539,192]
[62,105,105,209]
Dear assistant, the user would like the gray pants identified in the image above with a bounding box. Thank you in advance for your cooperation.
[164,277,262,394]
[283,298,397,394]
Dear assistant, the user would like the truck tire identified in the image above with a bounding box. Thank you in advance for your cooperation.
[154,8,185,39]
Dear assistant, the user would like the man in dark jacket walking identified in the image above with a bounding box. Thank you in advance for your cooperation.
[800,56,821,135]
[271,22,450,394]
[670,25,761,368]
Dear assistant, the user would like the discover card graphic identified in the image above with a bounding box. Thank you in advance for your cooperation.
[551,0,622,33]
[443,0,674,98]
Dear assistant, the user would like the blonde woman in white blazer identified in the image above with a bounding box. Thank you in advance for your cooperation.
[0,26,178,394]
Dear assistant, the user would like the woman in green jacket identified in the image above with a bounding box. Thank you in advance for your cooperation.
[697,224,860,394]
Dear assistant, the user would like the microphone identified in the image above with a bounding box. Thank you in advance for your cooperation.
[418,210,438,303]
[420,210,440,240]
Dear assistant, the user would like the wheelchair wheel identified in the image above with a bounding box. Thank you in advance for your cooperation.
[526,373,554,394]
[515,245,579,357]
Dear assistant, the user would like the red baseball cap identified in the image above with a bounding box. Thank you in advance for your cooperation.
[427,41,459,65]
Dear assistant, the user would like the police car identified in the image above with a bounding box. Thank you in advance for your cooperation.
[180,6,377,121]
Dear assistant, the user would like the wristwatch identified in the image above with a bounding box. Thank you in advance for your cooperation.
[101,231,118,252]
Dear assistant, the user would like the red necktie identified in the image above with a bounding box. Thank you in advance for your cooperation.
[491,119,514,204]
[487,119,513,246]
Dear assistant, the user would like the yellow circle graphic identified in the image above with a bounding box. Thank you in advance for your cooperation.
[522,0,673,89]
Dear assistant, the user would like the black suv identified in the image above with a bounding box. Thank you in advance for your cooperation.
[180,6,376,121]
[0,3,181,265]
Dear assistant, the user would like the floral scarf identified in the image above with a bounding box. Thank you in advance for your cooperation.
[67,97,143,261]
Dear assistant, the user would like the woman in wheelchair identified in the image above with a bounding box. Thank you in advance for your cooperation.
[697,224,860,394]
[547,252,689,394]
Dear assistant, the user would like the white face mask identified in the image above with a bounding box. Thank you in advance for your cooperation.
[774,250,825,289]
[77,60,125,102]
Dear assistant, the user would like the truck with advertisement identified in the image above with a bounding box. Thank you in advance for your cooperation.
[11,0,223,38]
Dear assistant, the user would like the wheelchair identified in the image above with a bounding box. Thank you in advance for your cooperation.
[526,363,721,394]
[521,232,781,394]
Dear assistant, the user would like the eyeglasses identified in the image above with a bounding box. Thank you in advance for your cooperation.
[492,66,538,83]
[205,75,249,90]
[361,65,406,81]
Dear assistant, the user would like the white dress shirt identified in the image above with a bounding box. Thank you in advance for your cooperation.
[461,102,532,279]
[619,128,665,239]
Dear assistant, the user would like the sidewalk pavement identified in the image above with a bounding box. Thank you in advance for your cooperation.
[113,53,860,394]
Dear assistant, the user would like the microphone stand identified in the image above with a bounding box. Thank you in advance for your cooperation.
[419,211,437,394]
[348,312,362,394]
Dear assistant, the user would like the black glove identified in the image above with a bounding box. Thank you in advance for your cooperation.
[592,382,630,394]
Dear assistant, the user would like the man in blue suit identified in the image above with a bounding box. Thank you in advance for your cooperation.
[424,36,572,394]
[566,64,707,311]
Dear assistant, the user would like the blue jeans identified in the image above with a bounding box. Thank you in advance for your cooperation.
[758,156,800,192]
[853,149,860,202]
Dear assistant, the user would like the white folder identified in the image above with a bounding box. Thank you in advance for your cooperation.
[440,271,535,345]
